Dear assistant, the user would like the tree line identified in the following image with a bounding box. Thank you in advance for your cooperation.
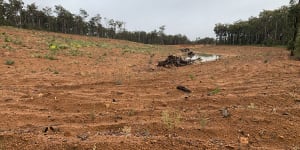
[0,0,193,45]
[213,0,300,59]
[214,6,291,46]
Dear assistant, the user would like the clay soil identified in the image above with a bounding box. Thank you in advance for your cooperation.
[0,27,300,149]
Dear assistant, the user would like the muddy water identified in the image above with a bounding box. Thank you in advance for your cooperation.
[199,55,220,62]
[186,54,220,62]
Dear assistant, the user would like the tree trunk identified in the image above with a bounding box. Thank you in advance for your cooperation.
[291,0,300,56]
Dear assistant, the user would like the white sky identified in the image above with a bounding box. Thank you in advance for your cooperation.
[22,0,290,40]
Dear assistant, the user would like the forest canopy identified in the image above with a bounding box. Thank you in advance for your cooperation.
[213,1,300,52]
[0,0,190,45]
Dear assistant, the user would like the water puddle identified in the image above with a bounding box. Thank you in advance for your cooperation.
[185,54,220,62]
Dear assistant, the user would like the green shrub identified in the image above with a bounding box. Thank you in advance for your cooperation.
[5,60,14,65]
[208,87,221,96]
[44,53,57,60]
[4,37,11,42]
[49,44,58,50]
[68,49,82,56]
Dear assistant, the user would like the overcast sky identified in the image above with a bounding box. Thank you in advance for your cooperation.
[22,0,290,40]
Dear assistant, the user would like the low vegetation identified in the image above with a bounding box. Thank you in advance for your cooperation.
[161,110,181,129]
[5,59,14,65]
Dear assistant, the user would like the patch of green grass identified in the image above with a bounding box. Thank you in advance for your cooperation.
[96,53,107,63]
[189,74,195,80]
[87,52,93,58]
[58,44,69,49]
[208,87,221,96]
[13,39,22,45]
[5,60,14,65]
[2,44,14,51]
[4,37,11,42]
[2,34,23,47]
[161,110,181,129]
[49,44,59,51]
[53,70,59,74]
[122,49,135,55]
[44,53,58,60]
[32,52,58,60]
[68,49,82,56]
[46,67,59,74]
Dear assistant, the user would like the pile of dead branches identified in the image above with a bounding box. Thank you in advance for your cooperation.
[157,55,191,67]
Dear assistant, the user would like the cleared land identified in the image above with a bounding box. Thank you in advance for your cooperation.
[0,27,300,149]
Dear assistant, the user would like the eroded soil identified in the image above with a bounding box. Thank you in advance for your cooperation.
[0,27,300,149]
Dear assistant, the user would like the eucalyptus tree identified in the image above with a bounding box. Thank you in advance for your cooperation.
[0,0,192,45]
[108,19,116,38]
[158,25,166,44]
[54,5,74,33]
[290,0,300,58]
[115,20,124,33]
[214,5,293,46]
[4,0,24,26]
[73,9,88,35]
[0,0,5,25]
[25,3,38,28]
[78,9,89,34]
[88,14,102,36]
[42,7,54,31]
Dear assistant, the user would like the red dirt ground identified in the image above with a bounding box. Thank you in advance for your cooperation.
[0,27,300,149]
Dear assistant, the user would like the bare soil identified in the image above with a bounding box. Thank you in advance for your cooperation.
[0,27,300,149]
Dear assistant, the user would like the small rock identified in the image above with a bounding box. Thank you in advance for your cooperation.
[225,145,235,149]
[239,137,249,145]
[184,95,190,99]
[112,99,117,102]
[77,133,89,141]
[282,112,289,116]
[150,140,157,144]
[176,85,191,93]
[49,126,56,132]
[38,93,44,97]
[238,130,245,135]
[43,126,57,133]
[43,127,48,133]
[114,115,123,120]
[4,98,13,102]
[116,92,124,95]
[105,104,110,108]
[221,107,230,118]
[279,135,284,139]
